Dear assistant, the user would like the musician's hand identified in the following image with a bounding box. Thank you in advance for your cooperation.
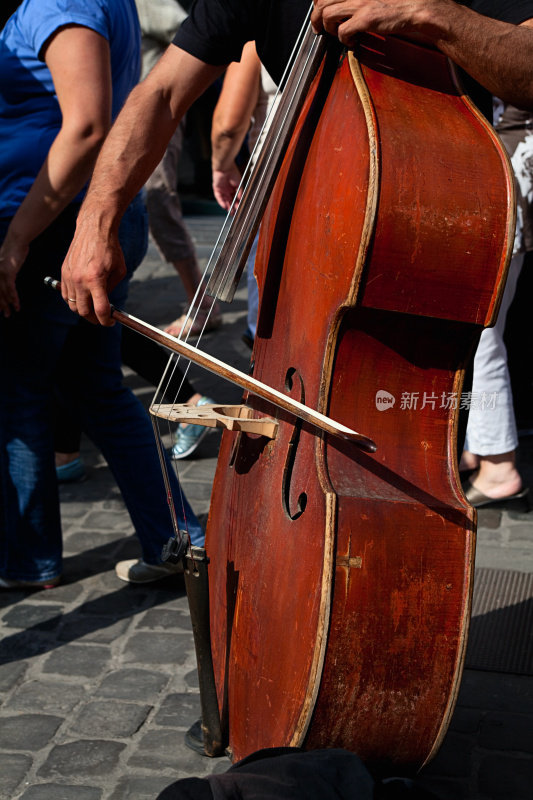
[311,0,451,47]
[61,212,126,326]
[0,230,27,317]
[212,165,243,213]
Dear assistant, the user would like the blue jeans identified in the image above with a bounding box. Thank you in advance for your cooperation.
[0,199,203,583]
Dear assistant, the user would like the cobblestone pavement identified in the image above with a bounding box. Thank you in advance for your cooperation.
[1,215,532,800]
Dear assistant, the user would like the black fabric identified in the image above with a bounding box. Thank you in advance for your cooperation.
[157,776,214,800]
[156,748,375,800]
[174,0,307,85]
[154,747,446,800]
[466,0,533,23]
[174,0,533,97]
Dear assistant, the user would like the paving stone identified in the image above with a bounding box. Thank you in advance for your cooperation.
[153,692,202,727]
[84,570,132,593]
[507,508,533,523]
[0,630,54,663]
[5,680,85,714]
[69,700,152,738]
[184,669,200,689]
[3,603,64,631]
[77,587,154,617]
[122,632,192,665]
[42,644,111,677]
[34,582,85,603]
[448,706,483,735]
[63,531,128,554]
[476,509,503,529]
[0,714,63,751]
[0,752,33,799]
[210,759,231,774]
[102,498,130,512]
[179,480,214,504]
[37,740,126,778]
[478,753,533,799]
[18,786,102,800]
[458,670,533,715]
[475,527,505,543]
[154,594,191,613]
[127,729,212,773]
[96,668,170,700]
[62,554,115,582]
[508,524,533,544]
[138,608,192,632]
[58,499,91,518]
[57,615,131,644]
[82,511,132,531]
[0,589,27,609]
[0,660,27,692]
[419,732,472,778]
[108,775,182,800]
[479,712,533,753]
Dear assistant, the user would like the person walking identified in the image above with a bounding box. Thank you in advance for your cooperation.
[0,0,203,590]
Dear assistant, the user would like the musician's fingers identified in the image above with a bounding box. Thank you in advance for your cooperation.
[311,1,376,45]
[0,282,20,317]
[311,0,352,35]
[77,284,114,326]
[60,252,78,309]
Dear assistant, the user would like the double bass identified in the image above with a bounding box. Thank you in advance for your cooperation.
[200,30,514,772]
[56,23,513,775]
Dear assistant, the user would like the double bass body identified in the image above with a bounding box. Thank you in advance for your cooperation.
[204,33,514,772]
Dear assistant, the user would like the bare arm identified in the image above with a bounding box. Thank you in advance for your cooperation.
[0,25,111,316]
[311,0,533,109]
[211,42,262,211]
[61,45,224,325]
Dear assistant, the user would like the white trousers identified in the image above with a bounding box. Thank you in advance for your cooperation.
[464,252,523,455]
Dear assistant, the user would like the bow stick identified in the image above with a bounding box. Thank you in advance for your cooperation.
[45,278,377,452]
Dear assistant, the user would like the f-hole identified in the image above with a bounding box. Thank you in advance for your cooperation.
[282,367,308,520]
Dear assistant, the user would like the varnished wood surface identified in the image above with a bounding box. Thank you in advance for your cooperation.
[205,34,514,772]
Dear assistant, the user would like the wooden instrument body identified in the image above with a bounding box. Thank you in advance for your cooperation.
[205,34,514,772]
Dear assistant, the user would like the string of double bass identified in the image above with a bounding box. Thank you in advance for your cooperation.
[151,9,323,419]
[149,11,327,549]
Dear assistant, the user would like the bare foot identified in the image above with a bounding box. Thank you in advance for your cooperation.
[165,305,222,339]
[467,451,523,499]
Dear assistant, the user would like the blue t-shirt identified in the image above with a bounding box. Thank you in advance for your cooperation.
[0,0,141,217]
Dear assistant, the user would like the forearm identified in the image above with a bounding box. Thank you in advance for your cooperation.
[5,125,106,248]
[211,42,261,172]
[62,47,224,325]
[77,48,224,236]
[211,123,250,172]
[425,4,533,109]
[75,84,177,235]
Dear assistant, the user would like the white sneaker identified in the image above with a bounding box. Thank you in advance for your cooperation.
[115,558,183,584]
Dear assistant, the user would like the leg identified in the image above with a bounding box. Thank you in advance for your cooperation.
[463,253,524,499]
[145,123,221,337]
[0,209,79,583]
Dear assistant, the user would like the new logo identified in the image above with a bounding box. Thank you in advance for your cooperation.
[375,390,395,411]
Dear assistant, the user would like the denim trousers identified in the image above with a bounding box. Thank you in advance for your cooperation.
[0,198,203,583]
